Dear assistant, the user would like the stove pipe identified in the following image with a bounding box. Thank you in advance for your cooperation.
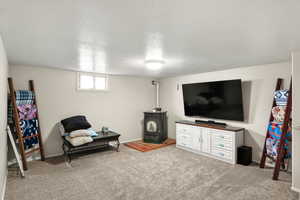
[152,80,161,111]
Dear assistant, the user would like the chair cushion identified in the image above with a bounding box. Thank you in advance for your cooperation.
[61,115,91,133]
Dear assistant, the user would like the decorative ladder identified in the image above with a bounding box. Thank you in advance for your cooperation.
[8,78,45,170]
[259,78,292,180]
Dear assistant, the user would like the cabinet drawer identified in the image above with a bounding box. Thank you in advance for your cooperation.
[211,148,233,160]
[211,130,233,141]
[212,140,233,151]
[176,124,191,134]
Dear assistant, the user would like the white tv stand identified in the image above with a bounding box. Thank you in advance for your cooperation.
[176,120,245,164]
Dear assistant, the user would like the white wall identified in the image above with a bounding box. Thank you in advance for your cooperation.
[292,52,300,192]
[159,62,291,162]
[0,36,8,199]
[9,65,155,157]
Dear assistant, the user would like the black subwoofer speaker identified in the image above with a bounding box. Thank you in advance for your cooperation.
[237,146,252,166]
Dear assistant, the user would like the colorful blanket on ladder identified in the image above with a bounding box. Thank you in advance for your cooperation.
[8,90,40,150]
[266,122,291,160]
[20,119,39,150]
[15,90,35,105]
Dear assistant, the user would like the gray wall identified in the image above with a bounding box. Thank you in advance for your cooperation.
[9,65,156,157]
[0,35,8,199]
[159,62,291,162]
[292,52,300,192]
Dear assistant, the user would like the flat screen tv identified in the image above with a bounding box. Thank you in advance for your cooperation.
[182,79,244,121]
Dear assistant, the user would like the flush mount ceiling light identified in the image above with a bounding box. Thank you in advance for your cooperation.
[145,59,165,70]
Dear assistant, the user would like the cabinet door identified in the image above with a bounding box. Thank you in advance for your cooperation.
[177,134,192,148]
[202,128,211,153]
[176,133,184,146]
[190,126,202,151]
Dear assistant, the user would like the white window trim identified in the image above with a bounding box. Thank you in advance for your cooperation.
[77,72,109,91]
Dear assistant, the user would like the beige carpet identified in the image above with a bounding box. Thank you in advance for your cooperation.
[5,145,298,200]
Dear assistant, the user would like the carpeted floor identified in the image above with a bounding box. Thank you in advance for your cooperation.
[5,145,298,200]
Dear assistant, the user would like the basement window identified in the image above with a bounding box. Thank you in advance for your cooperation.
[78,73,108,91]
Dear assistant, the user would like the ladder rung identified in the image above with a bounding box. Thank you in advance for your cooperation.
[25,147,40,156]
[22,134,40,139]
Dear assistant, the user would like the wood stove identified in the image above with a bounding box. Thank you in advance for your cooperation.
[143,111,168,144]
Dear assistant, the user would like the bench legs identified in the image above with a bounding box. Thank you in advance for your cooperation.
[116,139,120,152]
[62,143,72,163]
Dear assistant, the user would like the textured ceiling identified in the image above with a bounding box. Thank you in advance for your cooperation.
[0,0,300,77]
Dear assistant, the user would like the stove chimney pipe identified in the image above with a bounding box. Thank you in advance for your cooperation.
[152,80,161,111]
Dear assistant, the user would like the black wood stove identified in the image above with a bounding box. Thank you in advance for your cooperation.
[143,111,168,144]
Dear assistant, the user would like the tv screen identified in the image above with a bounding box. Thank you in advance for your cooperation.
[182,79,244,121]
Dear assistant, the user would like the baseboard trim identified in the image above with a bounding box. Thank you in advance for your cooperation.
[120,138,142,144]
[1,174,7,200]
[45,153,63,158]
[291,186,300,193]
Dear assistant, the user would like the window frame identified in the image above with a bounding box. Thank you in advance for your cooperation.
[77,72,109,92]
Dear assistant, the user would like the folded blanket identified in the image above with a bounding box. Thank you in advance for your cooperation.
[15,90,35,105]
[17,104,37,120]
[65,136,93,146]
[274,90,289,106]
[69,129,92,138]
[266,122,291,159]
[19,119,39,150]
[272,106,286,122]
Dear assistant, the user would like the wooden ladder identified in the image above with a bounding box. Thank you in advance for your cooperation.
[259,78,292,180]
[8,78,45,170]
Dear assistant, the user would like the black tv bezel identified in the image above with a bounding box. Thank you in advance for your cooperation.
[182,79,245,122]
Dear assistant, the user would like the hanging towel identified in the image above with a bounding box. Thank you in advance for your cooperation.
[266,122,291,159]
[19,119,39,149]
[15,90,35,105]
[274,89,289,106]
[272,106,286,122]
[17,104,37,120]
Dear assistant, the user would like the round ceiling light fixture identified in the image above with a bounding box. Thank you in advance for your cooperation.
[145,59,165,70]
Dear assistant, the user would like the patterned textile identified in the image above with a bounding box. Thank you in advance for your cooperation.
[17,104,37,120]
[7,102,14,124]
[20,119,39,150]
[15,90,35,105]
[266,138,279,160]
[272,106,286,122]
[274,90,289,106]
[266,122,291,159]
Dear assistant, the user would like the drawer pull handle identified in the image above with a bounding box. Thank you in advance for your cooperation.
[219,153,225,156]
[218,144,224,147]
